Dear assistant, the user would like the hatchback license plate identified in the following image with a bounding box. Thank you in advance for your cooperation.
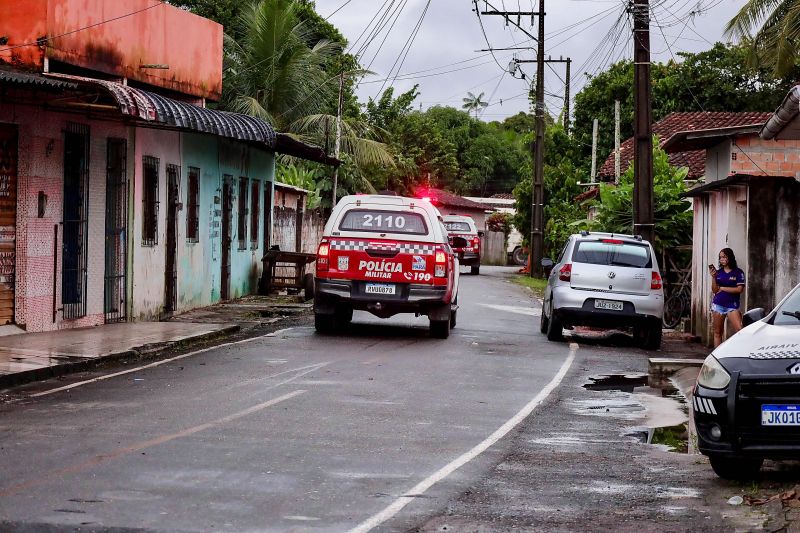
[365,283,395,295]
[762,405,800,426]
[594,299,623,311]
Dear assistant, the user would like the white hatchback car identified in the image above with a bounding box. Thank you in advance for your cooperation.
[540,231,665,349]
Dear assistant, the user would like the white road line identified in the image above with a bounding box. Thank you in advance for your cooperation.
[349,342,579,533]
[30,329,298,398]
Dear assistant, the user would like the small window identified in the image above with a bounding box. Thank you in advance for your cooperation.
[238,177,248,250]
[339,209,428,235]
[250,180,259,247]
[142,156,159,246]
[186,167,200,243]
[572,240,652,268]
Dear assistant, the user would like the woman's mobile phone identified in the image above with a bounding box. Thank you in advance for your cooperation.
[708,264,714,269]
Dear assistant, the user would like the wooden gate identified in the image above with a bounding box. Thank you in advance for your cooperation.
[0,125,17,324]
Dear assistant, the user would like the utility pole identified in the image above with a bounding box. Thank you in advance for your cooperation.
[530,0,545,277]
[590,118,599,183]
[632,0,654,243]
[564,57,571,133]
[614,100,621,182]
[332,71,345,207]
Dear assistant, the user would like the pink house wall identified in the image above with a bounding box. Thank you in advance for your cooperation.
[0,103,123,331]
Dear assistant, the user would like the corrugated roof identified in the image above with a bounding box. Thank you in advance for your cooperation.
[0,68,79,89]
[45,73,276,147]
[599,112,773,180]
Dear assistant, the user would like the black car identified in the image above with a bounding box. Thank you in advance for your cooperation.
[694,283,800,479]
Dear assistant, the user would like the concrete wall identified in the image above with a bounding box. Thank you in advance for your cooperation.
[690,177,800,344]
[0,104,124,331]
[130,132,274,320]
[130,128,180,321]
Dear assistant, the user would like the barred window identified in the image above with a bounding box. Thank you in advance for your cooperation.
[250,180,259,247]
[237,177,248,250]
[187,167,200,242]
[142,156,159,246]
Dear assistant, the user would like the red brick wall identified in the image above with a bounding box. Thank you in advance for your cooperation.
[730,135,800,177]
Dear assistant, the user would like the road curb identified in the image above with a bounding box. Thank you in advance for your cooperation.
[0,324,241,390]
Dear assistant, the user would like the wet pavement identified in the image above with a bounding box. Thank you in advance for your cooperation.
[0,322,238,387]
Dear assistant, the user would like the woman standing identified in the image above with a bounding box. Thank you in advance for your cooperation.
[709,248,745,348]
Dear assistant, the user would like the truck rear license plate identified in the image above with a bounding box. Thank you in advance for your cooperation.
[366,283,396,295]
[594,299,623,311]
[762,405,800,426]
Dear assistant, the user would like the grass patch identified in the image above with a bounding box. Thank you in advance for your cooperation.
[651,424,689,453]
[512,275,548,297]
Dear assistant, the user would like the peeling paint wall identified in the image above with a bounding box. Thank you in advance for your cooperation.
[0,103,124,331]
[130,128,180,322]
[0,0,223,100]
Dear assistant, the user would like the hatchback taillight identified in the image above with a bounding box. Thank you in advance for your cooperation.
[473,237,480,249]
[559,263,572,282]
[435,248,447,277]
[317,241,330,271]
[651,271,663,290]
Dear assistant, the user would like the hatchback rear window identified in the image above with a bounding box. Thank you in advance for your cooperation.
[572,240,652,268]
[339,209,428,235]
[444,221,471,232]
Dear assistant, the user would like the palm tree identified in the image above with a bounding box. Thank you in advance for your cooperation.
[223,0,393,172]
[726,0,800,76]
[462,91,488,119]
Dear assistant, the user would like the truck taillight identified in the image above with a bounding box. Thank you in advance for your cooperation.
[651,271,663,290]
[317,241,329,271]
[559,263,572,282]
[435,248,447,277]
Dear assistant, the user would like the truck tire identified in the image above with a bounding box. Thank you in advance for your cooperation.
[470,264,480,275]
[430,317,451,339]
[314,312,335,334]
[709,455,763,480]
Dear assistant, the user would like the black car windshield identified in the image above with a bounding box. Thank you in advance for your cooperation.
[444,221,472,232]
[572,240,652,268]
[339,209,428,235]
[774,286,800,326]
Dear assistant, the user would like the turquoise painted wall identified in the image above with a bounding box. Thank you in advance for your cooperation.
[179,133,275,308]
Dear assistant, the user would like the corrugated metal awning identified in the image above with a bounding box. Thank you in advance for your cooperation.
[0,68,79,90]
[45,72,276,148]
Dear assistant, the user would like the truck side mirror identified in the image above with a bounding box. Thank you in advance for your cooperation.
[742,307,766,327]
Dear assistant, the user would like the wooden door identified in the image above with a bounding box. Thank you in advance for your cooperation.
[164,164,179,315]
[0,125,17,325]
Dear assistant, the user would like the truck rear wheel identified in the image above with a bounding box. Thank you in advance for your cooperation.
[430,318,451,339]
[470,265,480,275]
[314,313,335,334]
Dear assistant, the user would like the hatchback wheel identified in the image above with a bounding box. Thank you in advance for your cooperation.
[546,304,564,342]
[709,455,763,480]
[470,265,480,275]
[539,301,549,334]
[635,321,662,350]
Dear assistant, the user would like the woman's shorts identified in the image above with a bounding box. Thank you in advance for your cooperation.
[712,303,739,315]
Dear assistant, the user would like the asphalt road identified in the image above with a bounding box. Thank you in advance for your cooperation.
[0,266,574,532]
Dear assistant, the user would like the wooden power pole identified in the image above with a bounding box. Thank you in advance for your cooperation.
[632,0,654,243]
[530,0,545,277]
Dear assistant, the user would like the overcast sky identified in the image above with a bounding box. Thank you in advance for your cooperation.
[314,0,750,122]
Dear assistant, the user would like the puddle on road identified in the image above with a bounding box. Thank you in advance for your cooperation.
[584,374,648,393]
[581,373,689,453]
